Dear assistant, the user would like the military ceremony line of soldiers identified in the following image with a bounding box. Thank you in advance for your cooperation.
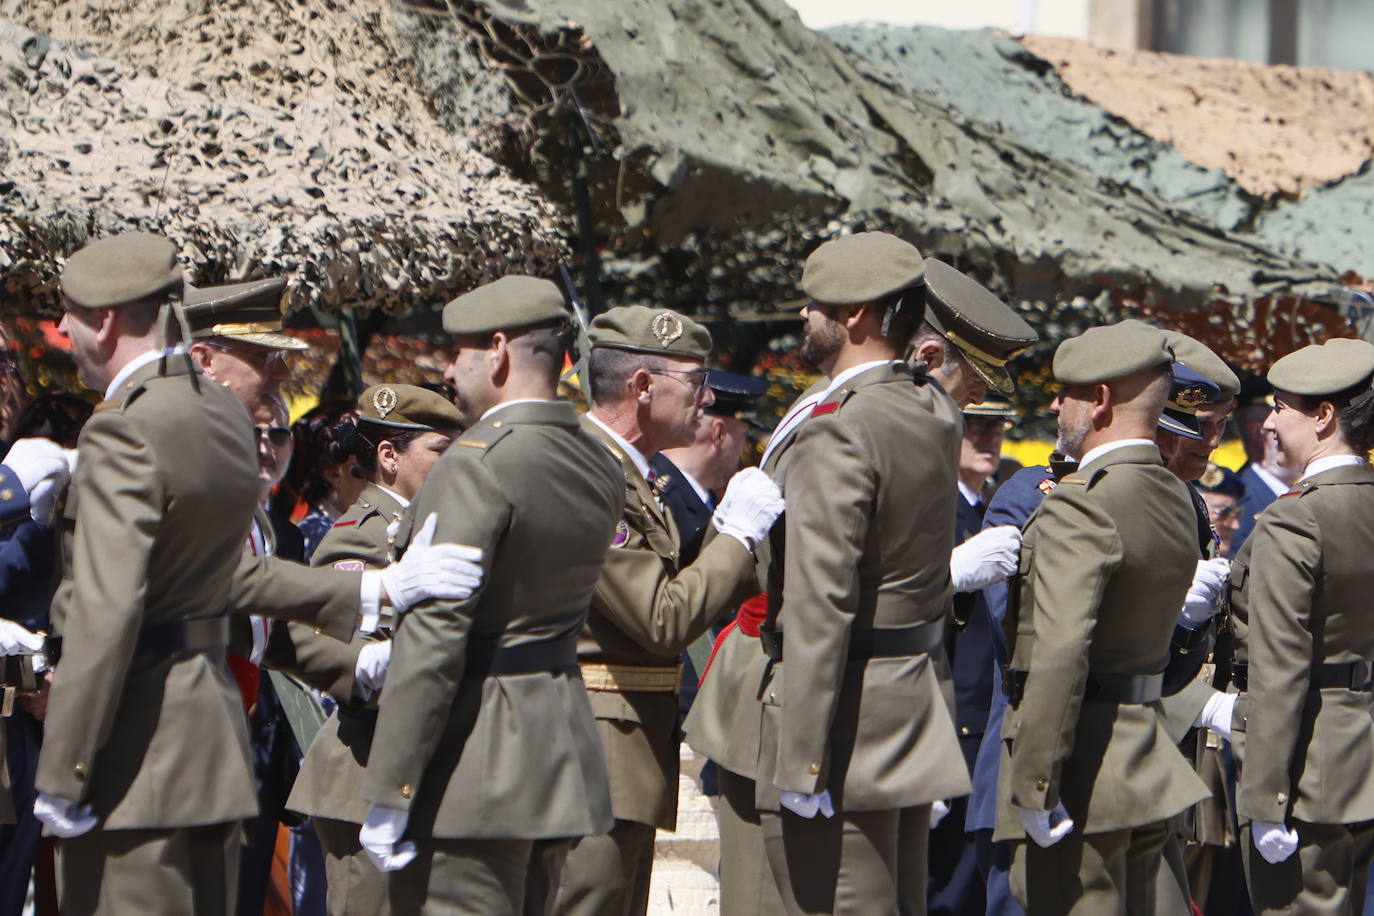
[0,226,1367,916]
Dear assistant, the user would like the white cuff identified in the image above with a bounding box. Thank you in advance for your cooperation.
[358,571,382,635]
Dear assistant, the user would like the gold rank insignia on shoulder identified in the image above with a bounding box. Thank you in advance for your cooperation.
[457,440,487,449]
[1036,479,1056,494]
[0,489,11,502]
[1060,476,1086,485]
[651,312,683,347]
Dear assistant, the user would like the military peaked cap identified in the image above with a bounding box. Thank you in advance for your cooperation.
[924,259,1037,395]
[185,277,308,351]
[1158,362,1221,440]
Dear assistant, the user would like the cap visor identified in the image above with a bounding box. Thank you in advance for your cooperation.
[216,331,311,352]
[961,348,1014,396]
[1158,410,1203,441]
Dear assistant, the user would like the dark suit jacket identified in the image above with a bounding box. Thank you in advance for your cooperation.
[1233,462,1280,555]
[649,454,712,567]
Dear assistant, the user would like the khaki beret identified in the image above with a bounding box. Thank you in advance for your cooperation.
[443,275,569,336]
[1268,338,1374,398]
[185,277,309,351]
[356,383,463,431]
[1053,322,1173,385]
[589,306,712,361]
[1160,331,1239,397]
[800,232,925,306]
[924,259,1037,395]
[61,232,183,309]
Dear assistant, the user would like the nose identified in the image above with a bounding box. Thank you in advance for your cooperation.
[1049,394,1063,415]
[966,379,989,408]
[1261,410,1277,434]
[267,356,291,383]
[699,385,715,408]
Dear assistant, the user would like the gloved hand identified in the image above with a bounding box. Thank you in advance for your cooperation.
[779,789,834,819]
[367,513,484,613]
[950,526,1022,592]
[360,805,417,872]
[354,640,392,701]
[713,468,785,550]
[930,799,951,828]
[1018,802,1074,848]
[34,792,98,838]
[1253,820,1299,864]
[1192,690,1237,743]
[2,438,70,522]
[0,620,44,657]
[1180,558,1230,627]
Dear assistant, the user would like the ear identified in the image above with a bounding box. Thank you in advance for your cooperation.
[1089,382,1113,425]
[1315,400,1340,436]
[913,337,944,371]
[710,416,727,447]
[841,303,867,334]
[94,307,121,347]
[376,439,399,475]
[489,331,511,385]
[631,367,653,404]
[188,341,214,371]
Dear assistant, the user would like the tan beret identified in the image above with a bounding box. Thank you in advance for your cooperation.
[184,277,308,351]
[443,275,569,336]
[589,305,711,361]
[1053,322,1173,385]
[1268,338,1374,398]
[61,232,182,309]
[924,259,1037,395]
[800,232,925,306]
[356,383,462,431]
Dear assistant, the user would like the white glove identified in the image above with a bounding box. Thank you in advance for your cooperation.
[1192,690,1237,743]
[2,438,70,522]
[712,468,785,550]
[0,620,44,657]
[370,513,484,613]
[930,799,951,828]
[1018,802,1074,848]
[34,792,98,838]
[1180,558,1230,627]
[354,641,392,701]
[950,526,1022,593]
[1253,820,1299,864]
[360,805,417,872]
[779,789,834,819]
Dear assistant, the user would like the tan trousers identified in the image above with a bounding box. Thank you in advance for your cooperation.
[1010,819,1169,915]
[762,803,930,915]
[314,816,390,916]
[545,819,654,916]
[1242,819,1374,915]
[389,835,562,915]
[718,768,786,916]
[56,821,239,916]
[1151,833,1193,914]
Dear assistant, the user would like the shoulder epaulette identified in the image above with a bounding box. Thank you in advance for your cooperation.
[1059,474,1087,486]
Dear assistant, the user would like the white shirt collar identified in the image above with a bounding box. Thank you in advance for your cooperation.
[586,413,653,482]
[1078,438,1156,471]
[1301,454,1366,483]
[760,361,897,467]
[822,360,898,400]
[104,346,187,401]
[958,480,982,507]
[1251,463,1293,497]
[677,467,713,507]
[375,485,410,509]
[479,398,560,422]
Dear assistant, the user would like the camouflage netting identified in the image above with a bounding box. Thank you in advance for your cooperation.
[0,1,568,317]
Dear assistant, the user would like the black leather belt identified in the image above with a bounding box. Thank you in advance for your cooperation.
[1232,660,1372,693]
[45,615,229,668]
[759,621,945,663]
[464,630,579,678]
[1002,668,1164,705]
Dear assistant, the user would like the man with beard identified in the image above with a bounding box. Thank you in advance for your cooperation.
[546,306,784,916]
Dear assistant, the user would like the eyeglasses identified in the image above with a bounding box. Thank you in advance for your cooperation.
[1212,505,1242,522]
[254,425,292,448]
[647,368,709,395]
[206,341,291,370]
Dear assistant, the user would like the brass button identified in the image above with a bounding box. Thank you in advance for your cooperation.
[493,421,503,428]
[400,784,413,799]
[73,762,87,781]
[1277,792,1288,805]
[768,693,776,703]
[1035,778,1048,791]
[314,627,324,635]
[808,763,819,776]
[960,726,971,736]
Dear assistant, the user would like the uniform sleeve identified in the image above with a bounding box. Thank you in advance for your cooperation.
[363,456,512,811]
[772,414,874,795]
[592,519,757,658]
[1236,497,1320,823]
[35,411,160,802]
[1009,484,1124,812]
[229,551,360,642]
[0,465,31,529]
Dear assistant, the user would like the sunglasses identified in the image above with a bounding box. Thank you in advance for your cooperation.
[254,425,292,447]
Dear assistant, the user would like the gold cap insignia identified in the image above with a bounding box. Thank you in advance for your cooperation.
[373,386,398,419]
[1175,385,1208,410]
[651,312,683,348]
[1200,464,1225,488]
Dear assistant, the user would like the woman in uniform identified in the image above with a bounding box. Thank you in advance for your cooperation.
[1230,338,1374,913]
[284,382,462,915]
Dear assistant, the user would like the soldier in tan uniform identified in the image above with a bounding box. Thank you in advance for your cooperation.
[285,384,462,916]
[32,233,269,915]
[359,276,626,913]
[1228,338,1374,914]
[996,322,1210,914]
[548,306,783,916]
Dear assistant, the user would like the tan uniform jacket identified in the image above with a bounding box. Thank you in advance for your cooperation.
[757,362,970,811]
[683,380,823,779]
[1231,462,1374,825]
[363,401,624,840]
[579,415,759,829]
[286,483,398,825]
[37,359,262,828]
[995,443,1209,840]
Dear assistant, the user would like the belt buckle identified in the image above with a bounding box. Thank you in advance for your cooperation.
[1,686,14,718]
